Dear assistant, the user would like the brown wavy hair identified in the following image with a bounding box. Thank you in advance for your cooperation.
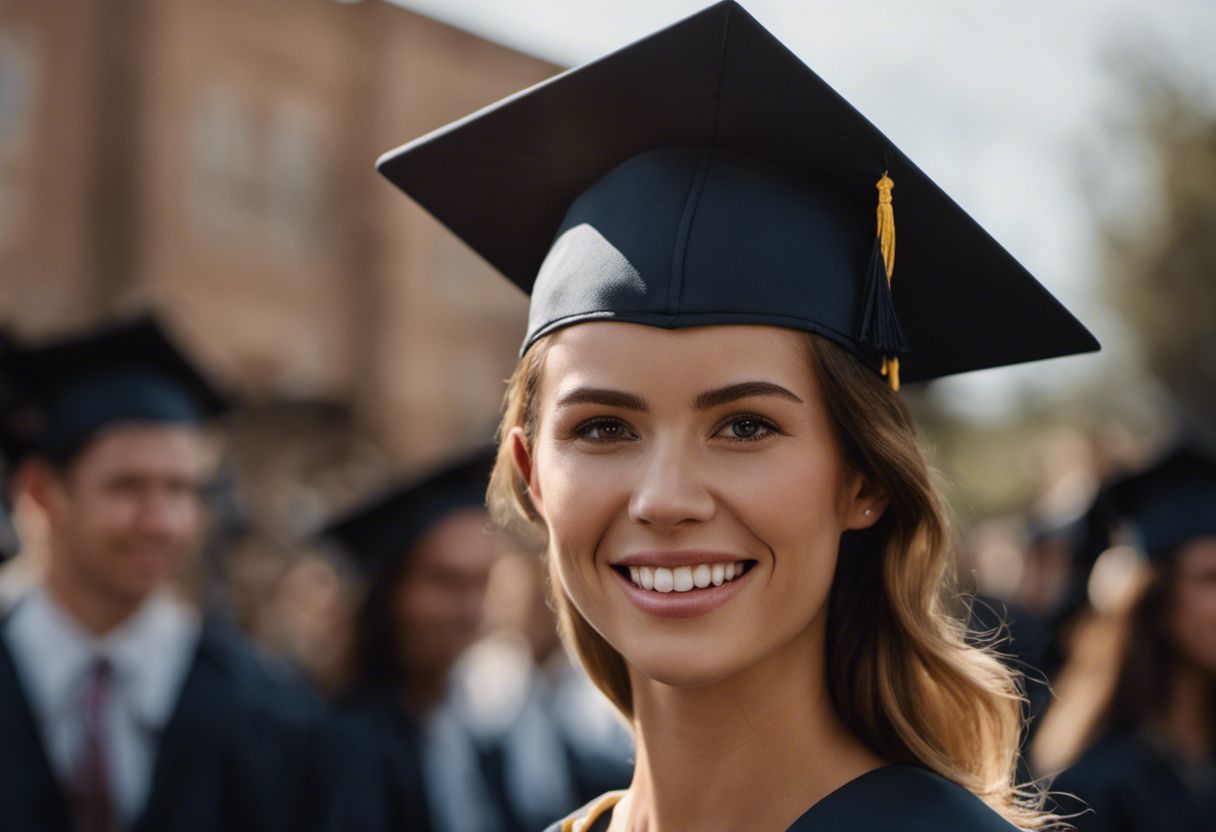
[489,332,1051,828]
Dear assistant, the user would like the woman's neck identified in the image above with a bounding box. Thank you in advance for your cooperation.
[610,614,886,832]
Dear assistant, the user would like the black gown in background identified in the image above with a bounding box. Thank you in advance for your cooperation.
[0,615,335,832]
[1050,730,1216,832]
[545,765,1020,832]
[327,692,433,832]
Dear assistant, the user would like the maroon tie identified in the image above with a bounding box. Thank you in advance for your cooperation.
[71,657,115,832]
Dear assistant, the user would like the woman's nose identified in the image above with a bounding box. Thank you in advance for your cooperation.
[628,441,715,529]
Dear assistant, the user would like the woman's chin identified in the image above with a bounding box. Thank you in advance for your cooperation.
[618,639,754,690]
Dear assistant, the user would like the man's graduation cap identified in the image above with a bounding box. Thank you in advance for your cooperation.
[317,445,497,576]
[2,313,228,464]
[1,329,28,559]
[377,0,1097,390]
[1101,445,1216,563]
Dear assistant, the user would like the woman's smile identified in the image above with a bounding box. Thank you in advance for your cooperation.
[608,550,759,618]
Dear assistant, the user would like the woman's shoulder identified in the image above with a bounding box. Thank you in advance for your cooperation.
[543,791,624,832]
[789,764,1020,831]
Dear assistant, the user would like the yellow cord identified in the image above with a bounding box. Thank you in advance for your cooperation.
[875,173,900,391]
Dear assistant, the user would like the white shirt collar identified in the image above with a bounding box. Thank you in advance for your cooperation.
[4,586,200,730]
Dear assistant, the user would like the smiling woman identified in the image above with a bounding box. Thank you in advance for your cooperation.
[376,3,1098,830]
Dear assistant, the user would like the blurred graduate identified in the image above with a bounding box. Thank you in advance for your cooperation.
[320,445,514,832]
[1034,444,1216,831]
[454,544,634,832]
[0,313,332,832]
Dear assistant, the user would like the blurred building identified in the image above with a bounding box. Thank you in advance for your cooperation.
[0,0,555,535]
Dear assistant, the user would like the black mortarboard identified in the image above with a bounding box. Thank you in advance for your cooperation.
[1,329,27,558]
[4,313,228,463]
[317,445,497,576]
[377,0,1097,388]
[0,328,26,468]
[1102,445,1216,563]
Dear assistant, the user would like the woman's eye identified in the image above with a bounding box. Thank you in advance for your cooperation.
[717,415,779,442]
[573,418,636,442]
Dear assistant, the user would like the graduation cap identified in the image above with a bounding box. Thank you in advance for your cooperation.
[1101,444,1216,563]
[377,0,1097,390]
[0,329,27,559]
[3,313,228,464]
[317,445,497,576]
[0,328,27,468]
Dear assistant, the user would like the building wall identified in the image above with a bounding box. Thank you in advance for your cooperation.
[0,0,556,521]
[0,1,112,328]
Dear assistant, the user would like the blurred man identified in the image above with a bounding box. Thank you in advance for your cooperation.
[0,314,326,832]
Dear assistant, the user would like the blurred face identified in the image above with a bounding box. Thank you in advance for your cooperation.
[1167,536,1216,675]
[517,323,882,688]
[393,509,497,679]
[43,424,208,607]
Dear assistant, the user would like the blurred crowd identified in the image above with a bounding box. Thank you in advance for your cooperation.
[961,430,1216,830]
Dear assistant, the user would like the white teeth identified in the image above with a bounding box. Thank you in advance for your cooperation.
[640,566,655,591]
[673,566,694,592]
[626,561,748,592]
[653,568,674,593]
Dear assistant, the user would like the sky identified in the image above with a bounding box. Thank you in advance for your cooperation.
[387,0,1216,419]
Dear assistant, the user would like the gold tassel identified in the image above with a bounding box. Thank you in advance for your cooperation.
[875,173,900,392]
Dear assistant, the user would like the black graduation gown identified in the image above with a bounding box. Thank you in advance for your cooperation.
[0,615,332,832]
[327,693,433,832]
[544,765,1019,831]
[1049,731,1216,832]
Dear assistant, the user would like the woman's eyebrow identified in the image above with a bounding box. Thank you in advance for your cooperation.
[694,381,804,410]
[555,387,650,411]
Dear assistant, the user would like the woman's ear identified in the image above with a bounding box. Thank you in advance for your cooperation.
[510,427,545,520]
[844,470,889,531]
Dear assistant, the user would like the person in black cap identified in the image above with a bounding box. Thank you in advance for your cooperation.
[1033,444,1216,832]
[454,543,634,832]
[376,2,1098,830]
[0,313,329,832]
[320,445,515,832]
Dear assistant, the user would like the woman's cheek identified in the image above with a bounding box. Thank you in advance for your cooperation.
[538,450,621,592]
[727,453,840,535]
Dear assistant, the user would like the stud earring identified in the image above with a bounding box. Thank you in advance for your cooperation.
[864,508,872,516]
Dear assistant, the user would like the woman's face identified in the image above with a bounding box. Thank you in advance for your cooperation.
[516,323,883,688]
